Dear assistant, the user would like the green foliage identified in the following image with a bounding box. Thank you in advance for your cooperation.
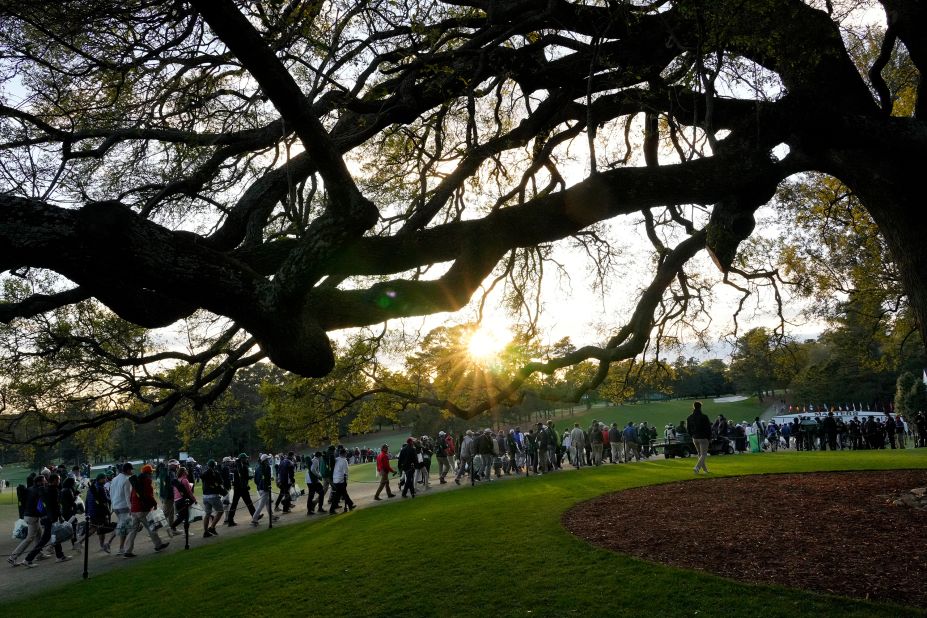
[729,327,796,399]
[258,337,388,449]
[671,356,734,399]
[894,371,927,416]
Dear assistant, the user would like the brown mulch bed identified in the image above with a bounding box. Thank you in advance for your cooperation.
[563,470,927,608]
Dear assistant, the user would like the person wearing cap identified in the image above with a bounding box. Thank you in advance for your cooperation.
[454,430,474,485]
[373,444,396,501]
[251,454,274,526]
[227,453,256,526]
[417,436,434,489]
[85,473,113,552]
[329,447,355,512]
[397,438,418,498]
[123,464,169,557]
[109,462,134,555]
[535,423,551,474]
[435,431,451,484]
[220,457,235,521]
[306,452,326,513]
[170,466,196,532]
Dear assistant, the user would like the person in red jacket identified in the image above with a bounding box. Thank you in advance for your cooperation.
[374,444,396,500]
[124,464,169,557]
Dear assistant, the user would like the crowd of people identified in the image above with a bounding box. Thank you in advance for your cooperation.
[8,405,927,570]
[754,410,925,452]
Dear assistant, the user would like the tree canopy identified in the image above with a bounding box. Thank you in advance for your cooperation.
[1,0,925,444]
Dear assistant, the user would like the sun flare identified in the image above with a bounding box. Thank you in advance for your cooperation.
[466,320,511,364]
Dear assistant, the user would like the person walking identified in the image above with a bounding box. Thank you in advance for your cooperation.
[251,454,274,526]
[109,462,134,556]
[170,466,196,532]
[320,446,336,509]
[477,428,495,481]
[305,452,325,514]
[589,421,604,465]
[59,476,82,553]
[622,422,640,462]
[329,447,355,513]
[9,475,46,566]
[398,438,418,497]
[124,464,169,558]
[156,461,176,534]
[21,473,70,567]
[200,459,226,537]
[569,423,585,468]
[608,423,622,463]
[535,423,551,473]
[454,430,474,485]
[227,453,256,526]
[687,401,713,474]
[85,473,113,553]
[274,452,295,513]
[436,431,451,484]
[374,444,396,500]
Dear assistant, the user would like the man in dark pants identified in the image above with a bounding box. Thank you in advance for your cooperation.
[821,412,838,451]
[274,452,295,513]
[306,452,326,513]
[227,453,256,526]
[23,473,70,566]
[398,438,418,498]
[329,447,355,513]
[885,414,897,449]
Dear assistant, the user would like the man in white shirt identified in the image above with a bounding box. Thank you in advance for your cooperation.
[328,447,355,514]
[108,462,134,555]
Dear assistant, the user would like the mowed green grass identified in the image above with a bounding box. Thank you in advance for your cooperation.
[2,449,925,617]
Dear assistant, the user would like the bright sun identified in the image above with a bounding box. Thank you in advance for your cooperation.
[467,320,511,363]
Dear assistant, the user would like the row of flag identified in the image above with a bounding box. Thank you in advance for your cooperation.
[787,402,894,413]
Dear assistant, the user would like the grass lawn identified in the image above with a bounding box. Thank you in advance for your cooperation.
[2,449,925,616]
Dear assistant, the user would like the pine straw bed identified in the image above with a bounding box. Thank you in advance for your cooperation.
[563,470,927,608]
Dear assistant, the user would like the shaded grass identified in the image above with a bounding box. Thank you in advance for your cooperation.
[2,449,925,616]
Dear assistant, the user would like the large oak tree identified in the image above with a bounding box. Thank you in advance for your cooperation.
[0,0,924,444]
